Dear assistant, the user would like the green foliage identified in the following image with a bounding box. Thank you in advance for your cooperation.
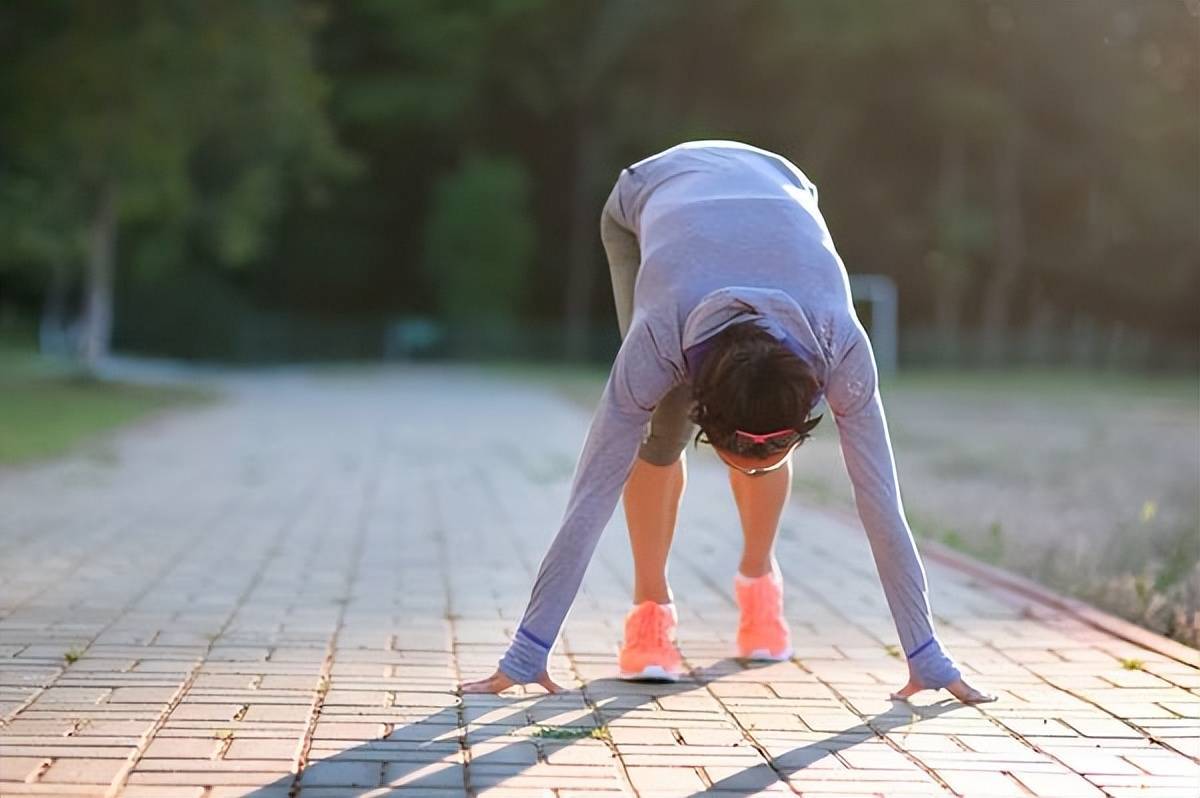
[0,0,356,302]
[2,0,1197,359]
[423,155,535,323]
[0,177,88,270]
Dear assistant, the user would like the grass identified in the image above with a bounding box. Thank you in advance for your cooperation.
[477,359,609,409]
[1120,658,1145,671]
[0,342,215,466]
[883,366,1197,405]
[63,648,82,664]
[530,724,610,741]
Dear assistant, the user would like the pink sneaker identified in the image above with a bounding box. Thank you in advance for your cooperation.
[734,569,793,661]
[618,601,684,681]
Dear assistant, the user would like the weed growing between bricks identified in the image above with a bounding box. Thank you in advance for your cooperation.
[530,724,610,741]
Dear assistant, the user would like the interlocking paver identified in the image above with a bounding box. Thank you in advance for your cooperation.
[1,365,1197,797]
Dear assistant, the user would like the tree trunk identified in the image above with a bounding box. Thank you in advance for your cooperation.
[980,117,1024,365]
[80,180,118,371]
[562,113,603,361]
[929,128,969,364]
[1024,277,1056,365]
[38,258,71,356]
[980,44,1026,367]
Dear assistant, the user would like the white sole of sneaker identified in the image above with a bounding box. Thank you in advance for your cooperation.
[618,665,681,682]
[741,647,794,661]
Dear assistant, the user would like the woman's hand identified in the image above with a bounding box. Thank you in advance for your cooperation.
[891,674,997,705]
[459,667,565,695]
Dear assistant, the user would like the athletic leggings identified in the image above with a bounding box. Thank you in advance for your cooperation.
[600,178,696,466]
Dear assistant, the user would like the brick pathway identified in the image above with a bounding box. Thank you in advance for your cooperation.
[1,366,1197,798]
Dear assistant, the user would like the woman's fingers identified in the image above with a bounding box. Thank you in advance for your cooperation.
[459,669,566,695]
[536,672,566,694]
[946,678,998,705]
[891,675,998,705]
[889,676,922,701]
[459,669,515,694]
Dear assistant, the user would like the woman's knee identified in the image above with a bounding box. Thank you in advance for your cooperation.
[638,392,697,466]
[637,436,689,467]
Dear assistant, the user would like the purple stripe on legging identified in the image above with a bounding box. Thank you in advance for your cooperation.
[906,637,935,659]
[517,625,551,650]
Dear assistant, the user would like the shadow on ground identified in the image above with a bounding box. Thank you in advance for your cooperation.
[239,658,960,797]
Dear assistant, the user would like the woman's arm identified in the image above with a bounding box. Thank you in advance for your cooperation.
[827,326,994,702]
[468,321,679,690]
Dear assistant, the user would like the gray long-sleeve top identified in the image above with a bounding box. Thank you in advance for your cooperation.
[499,141,961,688]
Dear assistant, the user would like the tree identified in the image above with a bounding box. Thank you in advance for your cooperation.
[423,155,535,328]
[1,0,354,369]
[329,0,684,358]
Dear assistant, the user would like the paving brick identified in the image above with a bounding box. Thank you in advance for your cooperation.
[624,764,707,792]
[1120,751,1200,776]
[299,760,383,787]
[932,769,1028,795]
[1085,773,1200,790]
[0,786,108,797]
[34,757,125,784]
[702,764,792,791]
[224,737,298,760]
[1010,769,1107,796]
[126,771,289,786]
[383,761,466,788]
[142,738,220,759]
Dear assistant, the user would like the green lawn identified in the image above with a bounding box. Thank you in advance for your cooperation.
[0,344,216,466]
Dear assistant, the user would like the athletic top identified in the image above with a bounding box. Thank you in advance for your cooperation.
[498,141,961,689]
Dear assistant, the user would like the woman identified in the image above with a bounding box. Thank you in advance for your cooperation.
[461,141,995,704]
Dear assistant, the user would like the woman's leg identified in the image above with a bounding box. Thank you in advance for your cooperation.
[603,173,695,605]
[604,171,689,677]
[622,453,685,604]
[622,382,696,603]
[729,456,794,660]
[619,447,688,679]
[728,456,792,577]
[600,177,640,339]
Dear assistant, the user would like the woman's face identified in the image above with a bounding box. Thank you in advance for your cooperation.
[712,441,798,477]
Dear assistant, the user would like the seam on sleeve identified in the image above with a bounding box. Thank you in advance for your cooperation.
[829,331,878,419]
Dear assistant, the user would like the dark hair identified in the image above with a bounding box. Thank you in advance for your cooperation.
[689,321,823,457]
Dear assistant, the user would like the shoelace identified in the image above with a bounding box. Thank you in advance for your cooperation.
[629,607,674,651]
[740,580,784,628]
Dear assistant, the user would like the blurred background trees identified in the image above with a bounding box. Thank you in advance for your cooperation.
[1,0,1196,368]
[423,155,534,334]
[0,0,354,367]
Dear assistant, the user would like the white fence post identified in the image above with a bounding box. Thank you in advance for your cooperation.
[849,274,898,377]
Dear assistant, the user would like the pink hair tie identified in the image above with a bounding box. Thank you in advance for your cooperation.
[734,428,796,445]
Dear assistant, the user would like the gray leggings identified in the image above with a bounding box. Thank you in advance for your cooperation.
[600,176,697,466]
